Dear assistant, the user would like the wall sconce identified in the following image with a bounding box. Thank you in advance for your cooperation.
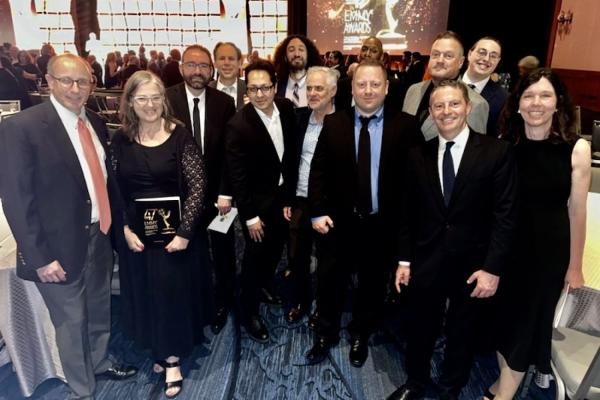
[557,10,573,25]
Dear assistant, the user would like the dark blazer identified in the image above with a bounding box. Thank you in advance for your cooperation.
[225,98,297,222]
[161,61,183,88]
[275,76,289,99]
[165,83,236,210]
[308,107,422,224]
[0,101,123,282]
[208,78,247,111]
[480,79,509,137]
[400,131,517,288]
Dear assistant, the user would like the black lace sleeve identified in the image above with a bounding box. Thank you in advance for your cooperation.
[176,131,206,238]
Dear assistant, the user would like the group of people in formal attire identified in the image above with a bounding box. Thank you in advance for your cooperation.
[0,28,591,400]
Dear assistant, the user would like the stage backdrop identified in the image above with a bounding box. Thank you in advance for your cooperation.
[307,0,450,55]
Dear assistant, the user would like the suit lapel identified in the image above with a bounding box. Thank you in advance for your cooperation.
[204,88,216,154]
[236,78,246,111]
[450,132,482,206]
[424,137,445,212]
[174,84,192,132]
[247,104,281,166]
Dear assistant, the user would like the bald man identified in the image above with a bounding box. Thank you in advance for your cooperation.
[0,54,136,399]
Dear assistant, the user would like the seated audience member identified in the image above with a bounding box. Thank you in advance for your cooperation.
[484,68,590,400]
[282,66,339,325]
[0,50,32,108]
[104,52,121,89]
[120,55,141,87]
[36,43,55,84]
[388,80,517,400]
[162,48,184,88]
[14,50,42,91]
[461,37,508,136]
[112,70,212,399]
[209,41,248,110]
[402,31,489,140]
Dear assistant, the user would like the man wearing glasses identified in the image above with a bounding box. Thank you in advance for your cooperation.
[402,31,489,140]
[461,37,508,136]
[165,45,237,334]
[225,60,296,343]
[0,53,137,399]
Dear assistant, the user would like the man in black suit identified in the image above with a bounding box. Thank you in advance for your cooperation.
[209,42,248,111]
[161,48,184,88]
[307,60,422,367]
[0,54,136,399]
[387,80,517,400]
[165,44,237,334]
[461,37,509,136]
[225,60,296,342]
[404,51,425,86]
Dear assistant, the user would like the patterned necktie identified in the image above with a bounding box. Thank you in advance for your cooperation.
[442,141,456,206]
[193,97,202,154]
[292,82,300,106]
[77,118,111,234]
[357,115,375,215]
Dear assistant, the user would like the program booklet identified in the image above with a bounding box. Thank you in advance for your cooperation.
[134,196,181,247]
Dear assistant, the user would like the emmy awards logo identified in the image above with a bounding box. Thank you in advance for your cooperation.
[376,0,407,50]
[158,209,176,234]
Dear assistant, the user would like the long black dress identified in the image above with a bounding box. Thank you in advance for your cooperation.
[498,137,574,374]
[112,126,214,360]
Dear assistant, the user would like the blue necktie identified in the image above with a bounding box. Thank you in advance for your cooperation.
[442,141,455,206]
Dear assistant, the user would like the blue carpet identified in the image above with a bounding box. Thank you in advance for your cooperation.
[0,295,556,399]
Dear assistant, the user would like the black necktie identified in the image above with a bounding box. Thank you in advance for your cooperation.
[357,115,375,215]
[442,141,455,206]
[193,97,202,154]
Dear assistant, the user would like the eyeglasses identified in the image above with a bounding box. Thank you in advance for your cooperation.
[182,62,211,70]
[247,85,274,94]
[132,95,164,105]
[49,75,95,89]
[474,48,500,61]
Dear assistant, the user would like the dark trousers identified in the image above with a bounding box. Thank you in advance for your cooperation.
[207,217,237,312]
[404,256,485,395]
[35,223,113,399]
[286,197,315,307]
[239,192,287,319]
[315,213,391,340]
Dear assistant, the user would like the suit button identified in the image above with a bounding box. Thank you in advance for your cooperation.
[85,225,90,230]
[86,199,91,205]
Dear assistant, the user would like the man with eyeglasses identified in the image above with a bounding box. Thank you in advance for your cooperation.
[402,31,489,140]
[461,37,508,136]
[0,53,137,399]
[225,60,297,343]
[165,44,237,335]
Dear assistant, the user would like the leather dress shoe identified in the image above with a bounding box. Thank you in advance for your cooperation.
[245,315,269,343]
[349,335,369,367]
[305,336,339,365]
[211,307,229,334]
[260,287,283,305]
[386,384,425,400]
[307,311,319,330]
[286,303,308,324]
[102,365,138,380]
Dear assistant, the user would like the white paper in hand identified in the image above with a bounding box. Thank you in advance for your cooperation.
[207,207,238,233]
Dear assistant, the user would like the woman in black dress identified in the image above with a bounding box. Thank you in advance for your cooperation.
[485,69,591,399]
[112,70,212,398]
[13,50,41,92]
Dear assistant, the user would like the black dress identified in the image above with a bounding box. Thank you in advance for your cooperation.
[497,137,573,374]
[112,126,214,360]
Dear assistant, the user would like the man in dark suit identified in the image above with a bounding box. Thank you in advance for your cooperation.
[209,42,248,111]
[161,48,184,88]
[404,51,425,86]
[307,60,422,367]
[461,37,509,136]
[165,44,237,334]
[387,80,517,400]
[226,60,296,343]
[282,66,338,324]
[0,54,137,399]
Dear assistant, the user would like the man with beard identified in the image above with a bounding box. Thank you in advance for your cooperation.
[165,45,237,334]
[402,31,489,140]
[273,35,322,108]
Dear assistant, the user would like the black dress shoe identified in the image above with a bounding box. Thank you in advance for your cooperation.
[386,384,425,400]
[307,311,319,330]
[245,315,269,343]
[349,335,369,367]
[286,304,307,324]
[260,287,283,305]
[211,307,229,334]
[102,365,138,380]
[305,336,338,365]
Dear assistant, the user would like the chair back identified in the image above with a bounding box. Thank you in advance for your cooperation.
[0,100,20,113]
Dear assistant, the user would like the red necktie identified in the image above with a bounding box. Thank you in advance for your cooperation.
[77,118,112,234]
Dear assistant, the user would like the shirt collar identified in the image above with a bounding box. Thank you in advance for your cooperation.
[289,73,307,87]
[254,102,280,122]
[309,105,335,125]
[439,125,470,150]
[50,94,86,126]
[217,78,237,92]
[185,84,205,103]
[354,105,384,122]
[461,74,490,93]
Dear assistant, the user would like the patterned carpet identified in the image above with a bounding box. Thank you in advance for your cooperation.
[0,294,556,400]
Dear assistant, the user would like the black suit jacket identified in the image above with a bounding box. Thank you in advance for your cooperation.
[400,131,517,288]
[165,83,236,216]
[161,61,183,88]
[480,80,509,136]
[308,108,422,225]
[0,101,123,282]
[225,98,297,222]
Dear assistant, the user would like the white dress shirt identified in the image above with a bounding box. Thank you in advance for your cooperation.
[437,125,470,193]
[285,73,307,107]
[185,85,206,152]
[461,74,490,94]
[50,95,107,223]
[216,79,238,107]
